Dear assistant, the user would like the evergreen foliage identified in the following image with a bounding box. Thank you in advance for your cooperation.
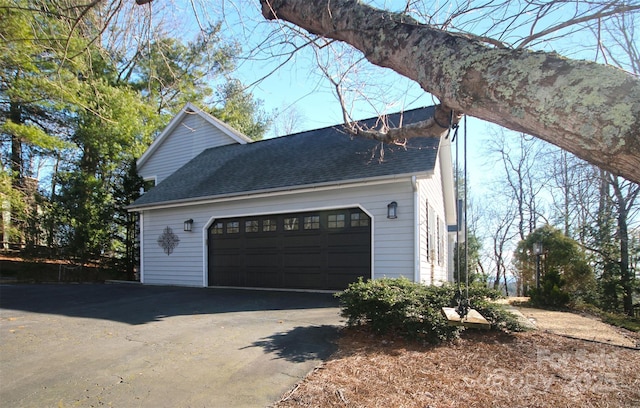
[528,269,571,308]
[337,278,529,344]
[515,225,595,306]
[453,234,485,285]
[0,1,271,275]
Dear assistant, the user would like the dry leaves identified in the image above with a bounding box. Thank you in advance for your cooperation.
[274,328,640,408]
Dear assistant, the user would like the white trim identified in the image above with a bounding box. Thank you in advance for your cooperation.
[412,175,420,284]
[142,176,157,192]
[439,136,457,226]
[203,220,209,287]
[137,103,252,169]
[128,171,432,212]
[201,203,375,288]
[139,212,145,284]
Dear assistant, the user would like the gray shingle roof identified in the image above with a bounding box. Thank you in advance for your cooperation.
[131,106,441,208]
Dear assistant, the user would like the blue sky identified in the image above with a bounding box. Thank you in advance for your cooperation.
[183,1,442,134]
[187,1,500,198]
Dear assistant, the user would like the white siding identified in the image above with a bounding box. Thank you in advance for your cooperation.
[139,180,418,287]
[138,113,241,184]
[416,155,450,285]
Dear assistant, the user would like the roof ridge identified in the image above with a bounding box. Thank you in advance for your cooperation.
[266,106,434,141]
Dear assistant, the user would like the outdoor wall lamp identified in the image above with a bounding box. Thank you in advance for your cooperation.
[387,201,398,219]
[184,219,194,232]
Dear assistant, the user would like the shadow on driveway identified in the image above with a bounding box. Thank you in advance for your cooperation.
[245,324,339,363]
[0,284,344,407]
[0,283,340,325]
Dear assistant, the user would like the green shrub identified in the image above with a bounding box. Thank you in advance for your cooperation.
[336,278,528,344]
[336,277,459,343]
[529,269,571,308]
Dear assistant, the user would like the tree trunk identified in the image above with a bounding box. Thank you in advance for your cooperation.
[260,0,640,183]
[611,176,636,316]
[9,101,23,184]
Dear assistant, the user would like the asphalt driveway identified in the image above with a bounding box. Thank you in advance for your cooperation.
[0,283,343,407]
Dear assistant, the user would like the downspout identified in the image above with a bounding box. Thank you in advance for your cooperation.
[412,175,420,284]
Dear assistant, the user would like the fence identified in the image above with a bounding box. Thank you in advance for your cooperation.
[58,263,83,282]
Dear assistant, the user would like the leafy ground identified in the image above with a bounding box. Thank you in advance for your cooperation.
[273,314,640,408]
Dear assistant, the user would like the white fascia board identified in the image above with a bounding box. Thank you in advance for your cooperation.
[136,103,252,169]
[439,136,457,226]
[127,171,433,212]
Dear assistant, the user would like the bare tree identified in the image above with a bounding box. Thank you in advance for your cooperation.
[545,150,601,243]
[483,201,518,294]
[489,131,547,240]
[271,103,306,137]
[484,130,548,294]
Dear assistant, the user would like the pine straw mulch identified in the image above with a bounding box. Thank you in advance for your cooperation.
[273,328,640,408]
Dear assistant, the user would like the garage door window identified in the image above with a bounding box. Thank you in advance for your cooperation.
[211,222,224,235]
[263,219,277,232]
[226,221,240,234]
[245,220,259,233]
[304,215,320,230]
[351,212,369,227]
[284,217,299,231]
[328,214,345,228]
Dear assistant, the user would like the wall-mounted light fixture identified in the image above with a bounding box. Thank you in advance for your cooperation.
[387,201,398,219]
[184,219,194,232]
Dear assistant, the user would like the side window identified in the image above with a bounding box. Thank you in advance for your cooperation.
[436,216,442,265]
[142,178,155,193]
[439,218,446,265]
[426,201,434,261]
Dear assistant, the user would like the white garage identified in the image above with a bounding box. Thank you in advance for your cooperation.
[130,103,457,289]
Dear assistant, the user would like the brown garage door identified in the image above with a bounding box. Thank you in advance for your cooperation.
[208,208,371,290]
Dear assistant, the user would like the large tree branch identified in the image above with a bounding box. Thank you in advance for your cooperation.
[260,0,640,184]
[348,105,462,142]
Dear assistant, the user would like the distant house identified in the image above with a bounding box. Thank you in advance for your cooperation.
[128,103,457,290]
